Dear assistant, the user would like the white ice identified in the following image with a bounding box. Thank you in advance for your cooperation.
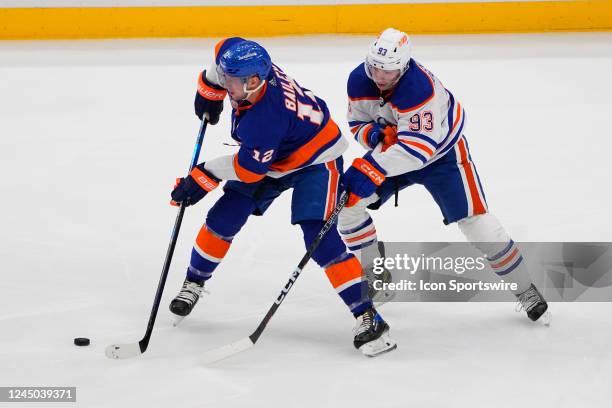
[1,33,612,408]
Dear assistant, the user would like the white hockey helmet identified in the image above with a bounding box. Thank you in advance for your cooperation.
[365,28,412,78]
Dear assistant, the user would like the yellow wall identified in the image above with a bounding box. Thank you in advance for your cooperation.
[0,1,611,40]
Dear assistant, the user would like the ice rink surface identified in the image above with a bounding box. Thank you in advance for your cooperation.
[1,33,612,407]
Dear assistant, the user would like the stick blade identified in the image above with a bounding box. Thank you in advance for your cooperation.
[201,337,254,365]
[105,342,142,359]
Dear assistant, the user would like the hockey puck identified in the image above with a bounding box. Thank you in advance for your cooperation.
[74,337,90,346]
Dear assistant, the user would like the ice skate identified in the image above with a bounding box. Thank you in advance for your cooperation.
[170,278,206,326]
[516,283,551,326]
[353,307,397,357]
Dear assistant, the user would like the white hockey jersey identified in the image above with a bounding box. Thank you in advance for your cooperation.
[347,59,465,177]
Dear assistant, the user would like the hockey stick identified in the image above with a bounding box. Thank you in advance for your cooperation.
[201,191,349,365]
[105,118,208,359]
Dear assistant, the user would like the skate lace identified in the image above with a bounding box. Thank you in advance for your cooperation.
[354,311,374,336]
[515,286,540,313]
[176,281,205,305]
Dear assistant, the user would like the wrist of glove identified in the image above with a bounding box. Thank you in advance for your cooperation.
[360,123,398,150]
[170,163,221,207]
[195,70,226,124]
[343,154,387,208]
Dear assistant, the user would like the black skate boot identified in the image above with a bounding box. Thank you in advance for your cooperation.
[516,284,551,326]
[170,278,205,324]
[353,307,397,357]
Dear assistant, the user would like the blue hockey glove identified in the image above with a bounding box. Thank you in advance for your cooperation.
[171,163,220,207]
[342,154,386,208]
[195,70,226,125]
[359,124,398,150]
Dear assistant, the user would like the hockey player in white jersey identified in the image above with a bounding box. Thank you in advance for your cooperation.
[340,28,550,323]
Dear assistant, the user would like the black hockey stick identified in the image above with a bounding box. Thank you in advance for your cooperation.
[201,191,349,364]
[105,118,208,359]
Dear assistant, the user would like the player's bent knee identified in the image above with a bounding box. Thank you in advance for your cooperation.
[206,189,256,238]
[457,213,510,243]
[338,201,371,231]
[300,220,347,267]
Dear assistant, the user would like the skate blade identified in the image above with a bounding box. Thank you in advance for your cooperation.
[359,332,397,357]
[172,315,185,327]
[105,342,142,359]
[538,310,551,327]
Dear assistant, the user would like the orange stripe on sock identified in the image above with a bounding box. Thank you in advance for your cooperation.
[325,256,363,289]
[195,225,231,260]
[490,247,519,269]
[345,228,376,244]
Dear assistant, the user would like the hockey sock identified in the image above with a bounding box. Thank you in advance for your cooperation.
[339,216,378,252]
[186,189,255,282]
[300,220,372,316]
[485,240,532,295]
[187,224,232,282]
[324,255,372,316]
[459,214,532,295]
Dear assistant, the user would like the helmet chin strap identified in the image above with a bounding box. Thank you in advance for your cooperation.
[243,79,266,100]
[230,78,266,105]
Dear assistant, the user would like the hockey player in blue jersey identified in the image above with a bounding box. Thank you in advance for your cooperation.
[340,28,550,324]
[168,38,396,356]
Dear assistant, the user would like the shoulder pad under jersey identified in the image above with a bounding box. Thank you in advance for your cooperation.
[347,63,380,101]
[389,59,435,112]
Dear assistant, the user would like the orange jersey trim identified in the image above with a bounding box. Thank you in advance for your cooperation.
[233,154,266,183]
[324,161,340,219]
[452,102,462,133]
[349,96,379,102]
[360,123,373,146]
[268,119,340,173]
[457,138,486,215]
[389,64,435,113]
[235,82,268,115]
[400,139,434,156]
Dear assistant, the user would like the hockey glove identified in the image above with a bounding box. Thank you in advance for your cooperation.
[194,70,226,125]
[359,124,397,150]
[380,125,398,152]
[342,154,386,208]
[171,163,220,207]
